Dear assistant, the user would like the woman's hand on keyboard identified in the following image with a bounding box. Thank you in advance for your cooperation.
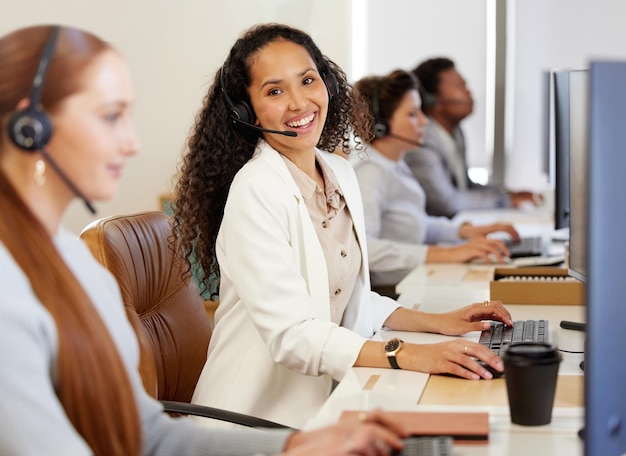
[371,303,514,380]
[398,339,504,380]
[427,237,510,264]
[432,299,514,336]
[459,222,521,242]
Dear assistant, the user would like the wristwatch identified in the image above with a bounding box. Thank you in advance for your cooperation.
[384,338,404,369]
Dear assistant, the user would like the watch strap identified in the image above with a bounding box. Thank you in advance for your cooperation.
[387,354,401,369]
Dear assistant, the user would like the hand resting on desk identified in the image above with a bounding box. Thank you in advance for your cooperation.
[284,409,409,456]
[357,300,513,381]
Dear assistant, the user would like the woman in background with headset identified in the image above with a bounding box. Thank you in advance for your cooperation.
[352,70,521,288]
[0,24,413,456]
[172,23,513,430]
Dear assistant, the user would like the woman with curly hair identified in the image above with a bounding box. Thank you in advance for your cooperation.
[172,23,512,429]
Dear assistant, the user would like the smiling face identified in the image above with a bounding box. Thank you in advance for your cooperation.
[246,39,329,159]
[47,49,139,203]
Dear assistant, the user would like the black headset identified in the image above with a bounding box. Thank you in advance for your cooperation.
[418,85,438,110]
[371,79,389,138]
[220,59,340,127]
[369,77,424,147]
[6,26,96,214]
[7,26,60,151]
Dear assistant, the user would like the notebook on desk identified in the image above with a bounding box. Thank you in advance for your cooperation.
[340,410,489,444]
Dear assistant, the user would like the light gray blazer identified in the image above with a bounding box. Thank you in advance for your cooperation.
[0,230,291,456]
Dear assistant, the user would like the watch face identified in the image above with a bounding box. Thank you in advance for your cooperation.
[385,339,401,352]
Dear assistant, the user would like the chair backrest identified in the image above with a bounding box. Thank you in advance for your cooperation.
[80,210,211,403]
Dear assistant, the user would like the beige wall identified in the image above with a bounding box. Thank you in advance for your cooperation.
[1,1,352,233]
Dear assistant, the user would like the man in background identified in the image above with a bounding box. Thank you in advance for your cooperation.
[405,57,539,218]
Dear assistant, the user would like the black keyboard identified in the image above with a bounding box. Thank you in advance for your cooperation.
[505,236,543,258]
[479,320,549,356]
[392,436,453,456]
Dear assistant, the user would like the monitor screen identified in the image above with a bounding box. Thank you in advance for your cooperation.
[585,59,626,455]
[566,69,589,282]
[552,70,572,230]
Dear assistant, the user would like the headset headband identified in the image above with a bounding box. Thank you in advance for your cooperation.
[29,26,61,111]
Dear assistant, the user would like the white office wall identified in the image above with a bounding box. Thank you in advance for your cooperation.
[365,0,626,192]
[506,0,626,190]
[4,1,626,232]
[363,0,490,169]
[0,0,352,233]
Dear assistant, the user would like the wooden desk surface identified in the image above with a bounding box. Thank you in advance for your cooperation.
[420,374,583,408]
[311,260,585,454]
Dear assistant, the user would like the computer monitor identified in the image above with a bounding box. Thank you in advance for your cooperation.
[552,70,573,230]
[585,60,626,455]
[566,69,589,282]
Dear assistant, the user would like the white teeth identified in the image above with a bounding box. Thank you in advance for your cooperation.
[287,114,314,128]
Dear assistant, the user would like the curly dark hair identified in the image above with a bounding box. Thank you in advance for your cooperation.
[171,23,372,299]
[353,69,418,137]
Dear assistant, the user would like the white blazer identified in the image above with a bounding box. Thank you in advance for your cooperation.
[191,141,399,429]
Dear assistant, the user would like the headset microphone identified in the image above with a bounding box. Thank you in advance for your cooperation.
[386,133,422,147]
[220,65,297,137]
[229,116,297,137]
[40,146,96,214]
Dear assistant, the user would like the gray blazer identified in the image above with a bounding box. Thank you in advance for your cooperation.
[404,118,509,218]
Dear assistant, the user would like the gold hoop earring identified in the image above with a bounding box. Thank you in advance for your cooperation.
[34,159,46,186]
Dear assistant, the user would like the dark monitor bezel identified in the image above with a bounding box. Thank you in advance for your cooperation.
[552,70,571,231]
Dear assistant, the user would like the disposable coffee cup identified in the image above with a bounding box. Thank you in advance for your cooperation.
[502,342,562,426]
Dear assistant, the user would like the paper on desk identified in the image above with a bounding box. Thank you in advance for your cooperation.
[302,367,430,430]
[397,286,489,313]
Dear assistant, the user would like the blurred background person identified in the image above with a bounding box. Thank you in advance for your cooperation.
[353,70,520,289]
[404,57,540,218]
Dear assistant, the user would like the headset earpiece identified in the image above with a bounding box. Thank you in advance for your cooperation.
[373,120,389,138]
[8,108,53,151]
[371,80,389,138]
[7,26,59,152]
[220,64,256,126]
[229,99,256,125]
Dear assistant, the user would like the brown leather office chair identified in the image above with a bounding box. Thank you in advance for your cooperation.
[80,210,287,428]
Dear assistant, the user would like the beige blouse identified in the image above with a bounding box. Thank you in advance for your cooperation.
[281,152,362,325]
